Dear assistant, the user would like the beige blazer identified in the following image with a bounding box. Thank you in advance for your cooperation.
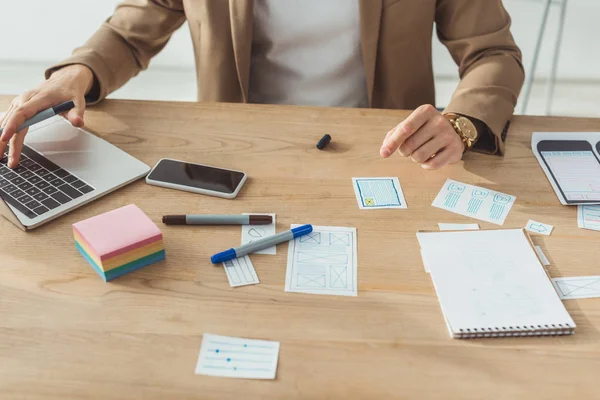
[46,0,524,154]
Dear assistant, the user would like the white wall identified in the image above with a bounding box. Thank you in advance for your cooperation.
[0,0,597,82]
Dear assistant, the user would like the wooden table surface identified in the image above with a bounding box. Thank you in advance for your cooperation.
[1,96,599,400]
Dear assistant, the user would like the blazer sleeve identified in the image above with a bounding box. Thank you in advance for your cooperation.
[435,0,525,155]
[45,0,186,104]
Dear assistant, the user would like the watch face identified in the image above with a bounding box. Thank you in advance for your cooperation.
[457,117,478,140]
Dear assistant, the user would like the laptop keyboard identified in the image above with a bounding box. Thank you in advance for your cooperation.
[0,145,95,219]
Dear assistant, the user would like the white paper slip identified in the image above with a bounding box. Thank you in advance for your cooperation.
[552,276,600,300]
[534,246,550,266]
[420,249,430,273]
[195,333,280,379]
[578,205,600,231]
[438,223,479,231]
[241,213,276,255]
[351,177,407,209]
[285,225,357,296]
[432,179,516,225]
[223,256,259,287]
[525,220,553,236]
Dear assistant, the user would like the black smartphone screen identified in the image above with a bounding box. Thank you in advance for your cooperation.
[538,140,600,203]
[147,159,245,194]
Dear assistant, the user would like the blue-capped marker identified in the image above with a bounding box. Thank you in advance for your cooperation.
[211,224,313,264]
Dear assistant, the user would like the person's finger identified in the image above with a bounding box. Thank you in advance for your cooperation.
[408,135,448,164]
[421,143,463,170]
[0,102,18,158]
[397,119,439,157]
[65,96,85,127]
[8,128,27,168]
[1,101,17,129]
[380,104,437,158]
[0,93,54,143]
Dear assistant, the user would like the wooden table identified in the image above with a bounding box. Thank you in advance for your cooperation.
[1,96,599,399]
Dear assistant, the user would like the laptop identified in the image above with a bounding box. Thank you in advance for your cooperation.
[0,115,150,231]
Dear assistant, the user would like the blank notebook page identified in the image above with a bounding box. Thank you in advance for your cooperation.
[417,229,575,337]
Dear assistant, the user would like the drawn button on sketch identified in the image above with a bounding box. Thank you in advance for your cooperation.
[493,193,511,204]
[365,198,375,206]
[472,189,489,199]
[448,183,466,193]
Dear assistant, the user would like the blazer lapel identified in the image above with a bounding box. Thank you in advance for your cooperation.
[229,0,254,102]
[359,0,382,106]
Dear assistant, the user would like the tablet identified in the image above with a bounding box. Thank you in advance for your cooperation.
[532,133,600,205]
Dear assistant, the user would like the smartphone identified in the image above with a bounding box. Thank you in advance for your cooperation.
[146,158,247,199]
[537,140,600,204]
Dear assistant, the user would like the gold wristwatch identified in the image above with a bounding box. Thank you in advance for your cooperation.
[443,113,479,151]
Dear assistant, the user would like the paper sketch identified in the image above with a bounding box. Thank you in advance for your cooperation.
[432,179,516,225]
[285,225,357,296]
[195,333,280,379]
[352,177,407,209]
[223,256,259,287]
[552,276,600,299]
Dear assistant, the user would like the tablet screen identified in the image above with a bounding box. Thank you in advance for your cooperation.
[540,150,600,201]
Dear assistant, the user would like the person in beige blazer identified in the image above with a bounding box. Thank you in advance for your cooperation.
[0,0,524,170]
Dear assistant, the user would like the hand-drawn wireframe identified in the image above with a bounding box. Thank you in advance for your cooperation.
[297,251,348,264]
[578,205,600,231]
[443,182,466,208]
[297,273,327,288]
[223,256,259,287]
[195,333,280,379]
[285,225,357,296]
[329,232,350,246]
[552,276,600,299]
[432,178,516,225]
[330,265,348,288]
[300,231,321,244]
[351,177,407,209]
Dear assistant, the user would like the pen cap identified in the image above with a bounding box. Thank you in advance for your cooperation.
[291,224,313,238]
[211,248,237,264]
[52,101,75,115]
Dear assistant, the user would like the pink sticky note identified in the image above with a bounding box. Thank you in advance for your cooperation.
[73,204,162,260]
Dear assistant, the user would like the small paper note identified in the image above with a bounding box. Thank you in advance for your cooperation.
[552,276,600,300]
[241,213,276,255]
[432,179,516,225]
[195,333,280,379]
[223,256,259,287]
[285,225,357,296]
[352,177,407,209]
[534,246,550,266]
[525,220,553,236]
[438,223,479,231]
[578,205,600,232]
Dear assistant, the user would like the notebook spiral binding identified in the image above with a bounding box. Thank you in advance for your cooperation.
[454,323,576,339]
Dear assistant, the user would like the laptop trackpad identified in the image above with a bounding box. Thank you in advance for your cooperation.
[24,118,149,191]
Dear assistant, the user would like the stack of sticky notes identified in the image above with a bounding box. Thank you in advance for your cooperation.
[73,204,165,281]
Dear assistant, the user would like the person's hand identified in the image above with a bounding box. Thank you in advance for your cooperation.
[379,104,465,170]
[0,64,94,168]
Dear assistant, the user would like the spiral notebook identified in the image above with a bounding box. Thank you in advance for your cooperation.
[417,229,575,339]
